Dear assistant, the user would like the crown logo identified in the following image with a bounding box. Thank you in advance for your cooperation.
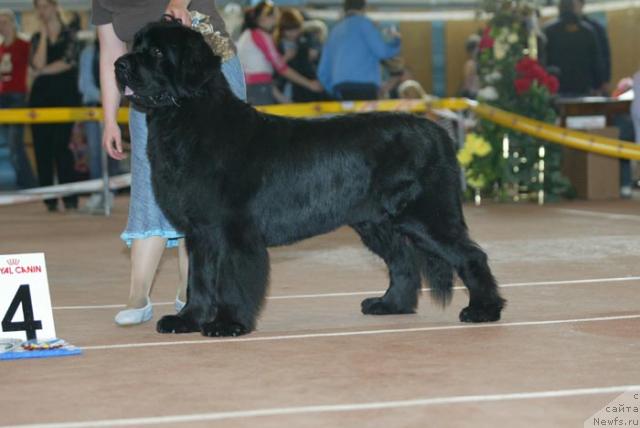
[6,258,19,266]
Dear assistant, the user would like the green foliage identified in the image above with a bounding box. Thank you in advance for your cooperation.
[467,0,573,201]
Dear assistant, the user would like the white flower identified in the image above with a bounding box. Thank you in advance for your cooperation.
[493,41,507,60]
[477,86,498,101]
[486,71,502,83]
[507,33,519,44]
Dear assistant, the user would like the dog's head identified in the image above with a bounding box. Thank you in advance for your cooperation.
[114,20,222,109]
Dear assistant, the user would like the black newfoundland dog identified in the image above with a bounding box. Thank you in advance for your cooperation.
[115,21,505,337]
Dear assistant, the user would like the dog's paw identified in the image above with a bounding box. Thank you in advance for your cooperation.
[361,297,415,315]
[156,315,200,334]
[459,305,502,323]
[201,320,249,337]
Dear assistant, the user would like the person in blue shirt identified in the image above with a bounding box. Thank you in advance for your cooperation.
[318,0,401,100]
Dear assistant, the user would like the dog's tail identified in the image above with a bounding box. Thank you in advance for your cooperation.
[411,231,455,308]
[402,121,463,307]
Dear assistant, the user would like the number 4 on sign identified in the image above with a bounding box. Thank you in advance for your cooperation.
[0,253,56,341]
[2,285,43,340]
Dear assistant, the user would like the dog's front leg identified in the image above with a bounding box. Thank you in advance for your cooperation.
[200,221,270,337]
[157,233,218,334]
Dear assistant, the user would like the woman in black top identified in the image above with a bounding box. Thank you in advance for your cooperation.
[29,0,81,211]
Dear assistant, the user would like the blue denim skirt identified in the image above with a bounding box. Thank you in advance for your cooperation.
[121,56,247,248]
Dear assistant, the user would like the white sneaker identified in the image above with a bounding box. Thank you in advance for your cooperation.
[621,186,632,199]
[115,300,153,326]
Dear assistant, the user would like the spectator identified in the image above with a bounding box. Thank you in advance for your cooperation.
[379,55,410,99]
[0,9,37,189]
[78,35,119,213]
[620,71,640,198]
[543,0,604,97]
[272,8,304,103]
[575,0,611,95]
[29,0,81,211]
[237,1,322,105]
[318,0,401,101]
[460,34,480,99]
[275,10,328,103]
[398,79,427,100]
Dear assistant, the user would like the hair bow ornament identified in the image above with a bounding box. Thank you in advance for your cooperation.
[190,10,235,62]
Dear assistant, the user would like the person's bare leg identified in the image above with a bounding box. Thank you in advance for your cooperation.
[126,236,167,308]
[177,239,188,303]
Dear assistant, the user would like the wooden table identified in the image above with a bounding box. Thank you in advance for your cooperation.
[554,97,631,200]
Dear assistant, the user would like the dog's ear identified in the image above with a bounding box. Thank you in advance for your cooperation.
[178,33,222,95]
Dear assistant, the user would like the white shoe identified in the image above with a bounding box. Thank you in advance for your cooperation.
[115,300,153,326]
[80,192,114,214]
[175,296,185,312]
[621,186,632,199]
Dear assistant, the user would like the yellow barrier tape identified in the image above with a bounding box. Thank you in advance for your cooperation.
[0,107,129,124]
[257,99,430,116]
[468,102,640,161]
[1,99,639,160]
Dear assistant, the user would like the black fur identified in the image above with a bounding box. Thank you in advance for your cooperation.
[115,21,506,337]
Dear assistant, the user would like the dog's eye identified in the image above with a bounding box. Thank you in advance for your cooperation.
[150,47,163,58]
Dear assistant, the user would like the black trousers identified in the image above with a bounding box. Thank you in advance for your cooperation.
[31,122,78,209]
[334,82,379,101]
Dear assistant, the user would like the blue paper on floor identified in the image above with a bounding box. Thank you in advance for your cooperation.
[0,338,82,360]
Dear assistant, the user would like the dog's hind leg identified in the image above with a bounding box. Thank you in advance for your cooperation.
[200,221,269,337]
[402,188,505,323]
[352,221,421,315]
[157,231,219,334]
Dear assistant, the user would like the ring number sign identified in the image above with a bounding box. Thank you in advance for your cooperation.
[0,254,56,341]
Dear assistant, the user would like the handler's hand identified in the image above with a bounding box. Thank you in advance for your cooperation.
[165,0,192,27]
[103,122,126,160]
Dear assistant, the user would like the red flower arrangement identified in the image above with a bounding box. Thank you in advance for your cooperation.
[514,57,559,95]
[478,26,494,50]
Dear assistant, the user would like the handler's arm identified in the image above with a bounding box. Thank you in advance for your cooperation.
[98,23,127,160]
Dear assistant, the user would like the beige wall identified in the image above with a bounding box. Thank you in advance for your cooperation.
[608,8,640,85]
[400,21,432,93]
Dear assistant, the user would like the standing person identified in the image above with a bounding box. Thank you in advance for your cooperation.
[575,0,611,95]
[237,1,322,105]
[0,9,37,189]
[272,8,304,103]
[459,34,480,99]
[543,0,603,96]
[276,11,328,103]
[624,70,640,198]
[29,0,81,211]
[318,0,401,101]
[93,0,247,325]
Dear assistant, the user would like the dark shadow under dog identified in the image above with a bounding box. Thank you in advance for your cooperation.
[115,21,505,337]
